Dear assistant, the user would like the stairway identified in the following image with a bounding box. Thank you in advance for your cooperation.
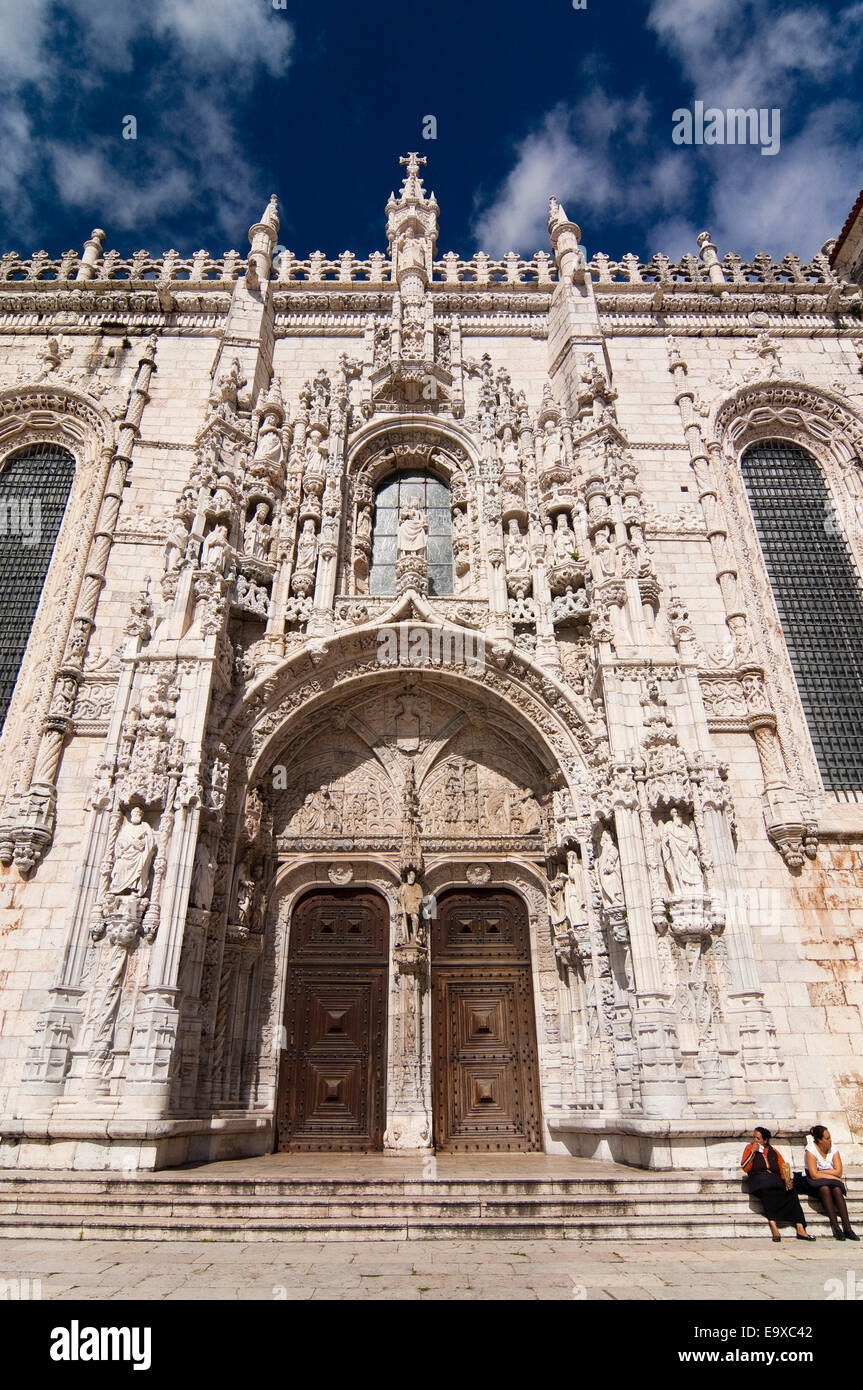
[0,1163,844,1241]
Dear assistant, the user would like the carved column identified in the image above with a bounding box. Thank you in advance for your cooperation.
[0,335,160,875]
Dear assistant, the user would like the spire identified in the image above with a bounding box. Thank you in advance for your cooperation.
[386,153,439,284]
[246,195,280,289]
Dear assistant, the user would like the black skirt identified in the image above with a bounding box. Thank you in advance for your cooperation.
[805,1175,847,1196]
[747,1172,807,1226]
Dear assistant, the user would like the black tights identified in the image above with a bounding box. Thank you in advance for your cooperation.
[818,1184,852,1233]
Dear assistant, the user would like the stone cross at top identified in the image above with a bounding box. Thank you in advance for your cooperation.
[399,153,427,176]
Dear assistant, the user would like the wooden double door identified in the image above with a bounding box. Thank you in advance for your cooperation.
[431,890,542,1152]
[277,889,388,1150]
[277,887,542,1152]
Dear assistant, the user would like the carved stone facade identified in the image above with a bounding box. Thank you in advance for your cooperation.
[0,157,862,1172]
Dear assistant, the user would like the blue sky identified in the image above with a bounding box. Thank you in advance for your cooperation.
[1,0,861,264]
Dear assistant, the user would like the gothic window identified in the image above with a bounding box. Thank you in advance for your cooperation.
[741,439,863,791]
[0,444,76,731]
[369,469,453,596]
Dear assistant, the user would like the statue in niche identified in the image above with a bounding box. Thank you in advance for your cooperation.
[355,506,372,546]
[549,874,569,934]
[234,864,256,928]
[553,512,577,562]
[505,518,530,580]
[202,524,230,574]
[399,868,425,943]
[190,837,216,911]
[564,849,586,924]
[211,476,234,515]
[499,423,520,469]
[397,499,428,557]
[597,830,624,908]
[397,226,427,274]
[110,807,157,898]
[295,519,318,572]
[593,527,618,578]
[244,503,272,560]
[660,808,704,897]
[541,418,563,469]
[164,515,189,572]
[254,424,283,468]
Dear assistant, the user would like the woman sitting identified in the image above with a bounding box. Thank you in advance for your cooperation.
[804,1124,859,1241]
[741,1126,814,1242]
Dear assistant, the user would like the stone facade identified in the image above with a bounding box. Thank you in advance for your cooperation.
[0,156,861,1172]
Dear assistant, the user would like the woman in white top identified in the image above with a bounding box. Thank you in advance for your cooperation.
[805,1124,858,1241]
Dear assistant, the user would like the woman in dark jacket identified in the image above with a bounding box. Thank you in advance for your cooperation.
[741,1126,814,1242]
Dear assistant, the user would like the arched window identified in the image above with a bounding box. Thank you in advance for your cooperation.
[0,444,76,730]
[369,469,453,596]
[741,439,863,791]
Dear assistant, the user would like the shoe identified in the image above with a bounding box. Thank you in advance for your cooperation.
[797,1232,816,1241]
[844,1230,860,1241]
[833,1230,846,1240]
[772,1234,781,1242]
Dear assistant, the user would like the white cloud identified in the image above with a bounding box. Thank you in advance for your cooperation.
[690,101,863,258]
[472,3,863,260]
[472,93,693,256]
[648,0,863,107]
[0,0,295,247]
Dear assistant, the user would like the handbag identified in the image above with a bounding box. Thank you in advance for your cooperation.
[792,1170,808,1193]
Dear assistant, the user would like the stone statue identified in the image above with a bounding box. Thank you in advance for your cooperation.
[399,869,424,942]
[660,808,704,896]
[505,519,530,581]
[191,837,216,911]
[295,519,318,572]
[244,503,271,560]
[548,874,568,933]
[564,850,586,924]
[164,515,189,572]
[553,513,577,562]
[500,423,520,469]
[202,524,230,573]
[110,807,156,897]
[597,831,624,908]
[397,228,426,274]
[397,500,428,557]
[541,418,563,469]
[594,527,618,578]
[355,506,372,545]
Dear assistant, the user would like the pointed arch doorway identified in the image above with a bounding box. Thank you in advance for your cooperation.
[431,889,542,1152]
[276,888,389,1151]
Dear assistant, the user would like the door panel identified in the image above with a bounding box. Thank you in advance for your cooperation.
[432,891,542,1152]
[277,889,388,1151]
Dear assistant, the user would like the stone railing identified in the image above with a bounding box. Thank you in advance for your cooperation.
[587,250,842,288]
[271,249,556,287]
[0,249,247,285]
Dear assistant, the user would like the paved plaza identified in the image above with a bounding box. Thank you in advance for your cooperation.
[2,1234,862,1300]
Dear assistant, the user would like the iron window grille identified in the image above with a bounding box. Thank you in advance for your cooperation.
[0,444,75,732]
[741,439,863,791]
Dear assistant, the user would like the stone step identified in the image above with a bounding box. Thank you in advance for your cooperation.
[0,1175,756,1198]
[0,1210,783,1241]
[0,1192,769,1220]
